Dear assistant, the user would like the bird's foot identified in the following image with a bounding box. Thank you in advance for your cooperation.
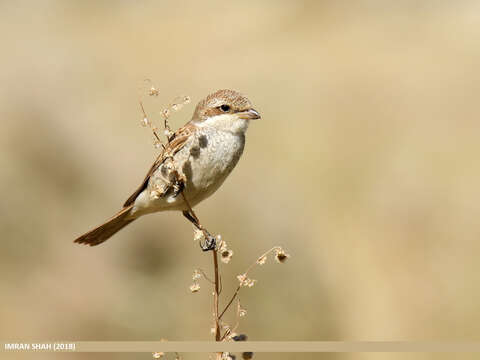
[199,232,217,252]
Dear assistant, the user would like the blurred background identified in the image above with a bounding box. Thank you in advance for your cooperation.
[1,1,480,359]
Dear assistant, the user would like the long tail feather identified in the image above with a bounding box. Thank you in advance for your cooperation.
[74,206,135,246]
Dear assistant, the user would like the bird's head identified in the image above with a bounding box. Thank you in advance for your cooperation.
[191,89,260,134]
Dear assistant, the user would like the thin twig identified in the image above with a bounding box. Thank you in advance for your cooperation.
[212,249,221,341]
[219,285,240,320]
[219,246,282,320]
[196,268,214,284]
[179,189,221,342]
[139,100,162,143]
[220,300,241,341]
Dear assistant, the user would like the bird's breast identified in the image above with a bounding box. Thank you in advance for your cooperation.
[179,128,245,203]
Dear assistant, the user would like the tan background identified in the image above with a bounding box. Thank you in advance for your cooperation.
[1,1,480,360]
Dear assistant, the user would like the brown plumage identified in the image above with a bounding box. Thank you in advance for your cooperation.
[74,205,134,246]
[123,123,196,207]
[74,124,196,246]
[74,89,260,247]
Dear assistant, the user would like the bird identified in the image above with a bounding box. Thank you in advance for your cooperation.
[74,89,260,248]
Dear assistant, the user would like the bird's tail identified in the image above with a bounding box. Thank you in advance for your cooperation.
[74,205,136,246]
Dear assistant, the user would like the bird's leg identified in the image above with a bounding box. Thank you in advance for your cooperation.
[182,210,216,251]
[175,167,215,251]
[181,197,216,252]
[182,210,200,227]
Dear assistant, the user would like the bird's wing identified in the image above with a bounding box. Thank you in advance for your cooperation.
[123,122,196,207]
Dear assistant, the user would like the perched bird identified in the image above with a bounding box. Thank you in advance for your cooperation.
[74,89,260,248]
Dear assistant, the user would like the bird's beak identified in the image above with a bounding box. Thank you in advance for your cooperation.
[238,108,261,120]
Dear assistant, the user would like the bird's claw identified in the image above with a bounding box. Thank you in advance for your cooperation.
[200,234,216,252]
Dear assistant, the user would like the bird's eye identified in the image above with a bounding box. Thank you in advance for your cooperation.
[219,104,230,112]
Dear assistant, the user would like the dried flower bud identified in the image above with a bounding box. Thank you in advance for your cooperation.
[237,274,256,287]
[170,96,189,112]
[192,270,202,280]
[238,307,247,317]
[153,139,162,149]
[193,228,204,242]
[242,352,253,359]
[141,117,149,127]
[226,332,238,341]
[237,274,246,284]
[162,108,170,119]
[189,282,200,293]
[221,249,233,264]
[232,334,248,342]
[274,248,290,263]
[149,87,159,96]
[221,352,235,360]
[153,352,164,359]
[256,255,267,265]
[219,239,227,252]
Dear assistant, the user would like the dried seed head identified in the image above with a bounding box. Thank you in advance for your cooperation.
[221,352,235,360]
[140,117,149,127]
[221,249,233,264]
[256,255,267,265]
[237,274,256,287]
[192,269,202,280]
[153,139,162,149]
[162,108,170,119]
[153,352,164,359]
[149,87,159,96]
[237,274,246,284]
[193,228,204,242]
[170,96,190,112]
[242,352,253,359]
[219,239,227,252]
[238,306,247,317]
[232,334,248,342]
[274,248,290,263]
[189,282,200,293]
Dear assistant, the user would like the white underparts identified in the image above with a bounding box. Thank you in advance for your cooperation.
[196,114,249,134]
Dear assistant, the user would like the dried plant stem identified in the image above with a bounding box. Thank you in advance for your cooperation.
[179,191,221,343]
[219,246,284,324]
[139,100,163,144]
[212,249,221,342]
[196,268,214,284]
[219,284,240,320]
